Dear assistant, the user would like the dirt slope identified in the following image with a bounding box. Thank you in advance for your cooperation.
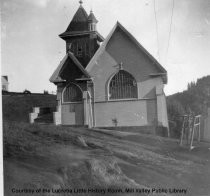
[3,122,210,196]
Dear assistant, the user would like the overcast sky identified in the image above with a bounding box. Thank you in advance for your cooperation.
[1,0,210,95]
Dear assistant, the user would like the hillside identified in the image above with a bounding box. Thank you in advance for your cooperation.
[166,75,210,138]
[167,75,210,115]
[2,94,56,122]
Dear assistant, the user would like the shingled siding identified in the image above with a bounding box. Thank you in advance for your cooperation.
[66,35,99,67]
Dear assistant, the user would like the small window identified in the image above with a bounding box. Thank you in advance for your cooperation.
[63,83,82,103]
[109,70,137,100]
[89,24,95,31]
[67,43,72,52]
[77,44,82,57]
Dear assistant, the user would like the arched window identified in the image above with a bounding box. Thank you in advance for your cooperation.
[109,70,137,100]
[63,83,83,103]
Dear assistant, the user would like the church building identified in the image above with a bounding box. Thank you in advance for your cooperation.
[50,1,169,132]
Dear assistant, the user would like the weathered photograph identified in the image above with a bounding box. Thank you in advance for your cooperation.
[1,0,210,195]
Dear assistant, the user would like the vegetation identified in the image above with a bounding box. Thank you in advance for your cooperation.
[167,75,210,138]
[23,89,31,94]
[43,90,49,94]
[3,121,89,158]
[2,94,56,122]
[168,75,210,115]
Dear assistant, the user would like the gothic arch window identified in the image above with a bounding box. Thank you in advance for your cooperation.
[62,83,83,103]
[108,70,138,100]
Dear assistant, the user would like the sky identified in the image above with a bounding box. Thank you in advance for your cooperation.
[1,0,210,95]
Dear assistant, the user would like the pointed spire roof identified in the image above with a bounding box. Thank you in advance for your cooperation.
[65,3,89,32]
[71,5,88,22]
[59,1,104,41]
[88,10,98,23]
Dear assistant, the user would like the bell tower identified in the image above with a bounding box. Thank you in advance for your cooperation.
[59,0,104,67]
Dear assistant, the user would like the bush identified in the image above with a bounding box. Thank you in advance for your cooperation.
[167,99,185,138]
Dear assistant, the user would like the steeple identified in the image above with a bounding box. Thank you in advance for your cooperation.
[87,10,98,31]
[64,3,88,32]
[58,1,104,67]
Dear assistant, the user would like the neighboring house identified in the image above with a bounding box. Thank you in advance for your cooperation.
[50,1,168,131]
[2,76,9,91]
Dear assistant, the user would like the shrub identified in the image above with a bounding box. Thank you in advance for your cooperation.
[167,99,185,138]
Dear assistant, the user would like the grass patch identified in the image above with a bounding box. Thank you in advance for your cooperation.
[2,94,56,122]
[3,121,97,158]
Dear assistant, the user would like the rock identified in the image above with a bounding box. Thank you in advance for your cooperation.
[76,136,88,147]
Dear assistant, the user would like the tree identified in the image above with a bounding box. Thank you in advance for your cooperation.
[44,90,49,95]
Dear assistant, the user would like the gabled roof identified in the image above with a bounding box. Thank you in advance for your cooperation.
[86,22,167,76]
[49,52,90,83]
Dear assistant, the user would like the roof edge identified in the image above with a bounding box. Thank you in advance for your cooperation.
[85,22,119,72]
[49,54,69,83]
[59,31,104,41]
[49,52,90,84]
[116,21,167,73]
[86,22,167,74]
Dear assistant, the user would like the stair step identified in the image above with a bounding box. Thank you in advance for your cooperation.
[34,113,53,123]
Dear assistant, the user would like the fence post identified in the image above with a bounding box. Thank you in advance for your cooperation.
[189,116,196,150]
